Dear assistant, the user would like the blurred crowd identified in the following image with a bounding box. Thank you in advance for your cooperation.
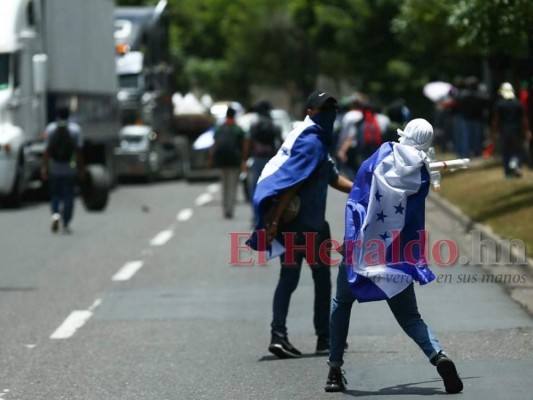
[429,77,531,178]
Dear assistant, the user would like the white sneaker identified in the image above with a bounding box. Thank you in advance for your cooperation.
[51,213,61,233]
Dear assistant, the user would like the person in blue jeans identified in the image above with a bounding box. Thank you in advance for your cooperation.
[325,119,463,394]
[41,107,84,234]
[270,219,333,356]
[250,91,352,358]
[326,263,462,393]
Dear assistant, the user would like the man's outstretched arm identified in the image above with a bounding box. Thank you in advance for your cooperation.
[330,175,353,194]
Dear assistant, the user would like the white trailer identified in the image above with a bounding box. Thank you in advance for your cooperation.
[0,0,118,207]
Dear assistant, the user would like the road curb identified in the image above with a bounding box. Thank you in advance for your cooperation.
[428,192,533,271]
[428,192,533,315]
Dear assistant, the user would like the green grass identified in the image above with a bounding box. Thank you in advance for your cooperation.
[438,161,533,257]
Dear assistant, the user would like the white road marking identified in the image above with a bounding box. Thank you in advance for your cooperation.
[207,183,220,193]
[176,208,193,222]
[50,299,102,340]
[150,229,174,246]
[195,193,213,206]
[112,261,144,281]
[24,344,36,349]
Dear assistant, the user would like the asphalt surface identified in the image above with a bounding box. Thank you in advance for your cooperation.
[0,178,532,399]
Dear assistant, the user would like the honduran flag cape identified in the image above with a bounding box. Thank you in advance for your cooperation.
[345,141,436,302]
[247,116,330,257]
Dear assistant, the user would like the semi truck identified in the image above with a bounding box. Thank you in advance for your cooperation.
[113,0,190,181]
[0,0,119,208]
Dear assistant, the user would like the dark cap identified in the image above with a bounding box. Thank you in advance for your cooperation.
[56,106,70,121]
[307,90,337,109]
[226,106,236,118]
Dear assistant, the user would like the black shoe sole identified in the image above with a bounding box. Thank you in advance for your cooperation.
[437,358,463,394]
[315,348,329,356]
[325,384,346,393]
[51,219,60,233]
[268,344,301,359]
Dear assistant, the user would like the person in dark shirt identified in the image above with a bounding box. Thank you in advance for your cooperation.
[492,82,532,177]
[242,100,282,216]
[255,91,353,359]
[453,76,489,157]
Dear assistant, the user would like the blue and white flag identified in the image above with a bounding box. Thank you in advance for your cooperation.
[345,142,435,302]
[247,117,329,257]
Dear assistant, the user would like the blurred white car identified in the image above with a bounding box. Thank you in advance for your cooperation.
[114,125,186,181]
[271,108,294,140]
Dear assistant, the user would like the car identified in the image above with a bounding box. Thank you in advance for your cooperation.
[114,125,186,182]
[271,108,294,140]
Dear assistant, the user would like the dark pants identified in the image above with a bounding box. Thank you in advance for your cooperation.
[49,174,76,227]
[271,220,332,339]
[501,135,524,176]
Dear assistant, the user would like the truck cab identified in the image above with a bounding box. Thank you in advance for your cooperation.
[0,0,119,208]
[114,0,173,131]
[0,0,45,205]
[113,0,189,180]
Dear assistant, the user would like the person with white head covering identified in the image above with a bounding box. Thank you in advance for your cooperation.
[397,118,442,190]
[492,83,532,178]
[325,118,462,394]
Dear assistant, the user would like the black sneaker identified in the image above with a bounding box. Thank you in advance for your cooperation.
[315,336,329,355]
[434,354,463,394]
[325,367,347,392]
[268,334,302,359]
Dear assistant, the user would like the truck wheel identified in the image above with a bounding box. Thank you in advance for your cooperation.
[81,165,110,211]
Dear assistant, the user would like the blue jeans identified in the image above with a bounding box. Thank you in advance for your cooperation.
[329,264,442,367]
[49,174,76,227]
[465,119,485,157]
[453,116,469,158]
[271,221,332,339]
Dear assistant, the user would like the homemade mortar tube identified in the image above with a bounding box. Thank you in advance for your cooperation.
[429,158,470,171]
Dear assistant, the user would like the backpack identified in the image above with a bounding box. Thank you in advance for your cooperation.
[213,124,242,167]
[49,124,76,163]
[250,116,279,157]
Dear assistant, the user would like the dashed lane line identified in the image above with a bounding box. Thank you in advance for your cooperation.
[150,229,174,246]
[112,261,144,281]
[195,193,213,206]
[207,183,220,194]
[177,208,193,222]
[50,299,102,340]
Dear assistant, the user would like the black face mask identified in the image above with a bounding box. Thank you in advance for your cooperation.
[311,108,336,139]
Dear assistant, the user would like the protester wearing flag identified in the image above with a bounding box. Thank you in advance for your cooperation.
[248,90,352,359]
[325,119,463,394]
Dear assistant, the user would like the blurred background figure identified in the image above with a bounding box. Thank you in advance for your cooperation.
[491,82,532,178]
[337,100,383,178]
[41,107,84,234]
[335,95,365,180]
[208,107,245,218]
[424,80,455,153]
[382,98,410,143]
[452,76,489,158]
[242,99,282,221]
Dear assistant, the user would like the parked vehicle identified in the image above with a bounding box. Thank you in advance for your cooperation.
[114,0,188,181]
[0,0,119,209]
[114,125,186,181]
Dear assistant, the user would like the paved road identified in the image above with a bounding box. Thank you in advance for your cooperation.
[0,179,532,399]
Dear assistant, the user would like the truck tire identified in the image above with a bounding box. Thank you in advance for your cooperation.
[81,164,110,211]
